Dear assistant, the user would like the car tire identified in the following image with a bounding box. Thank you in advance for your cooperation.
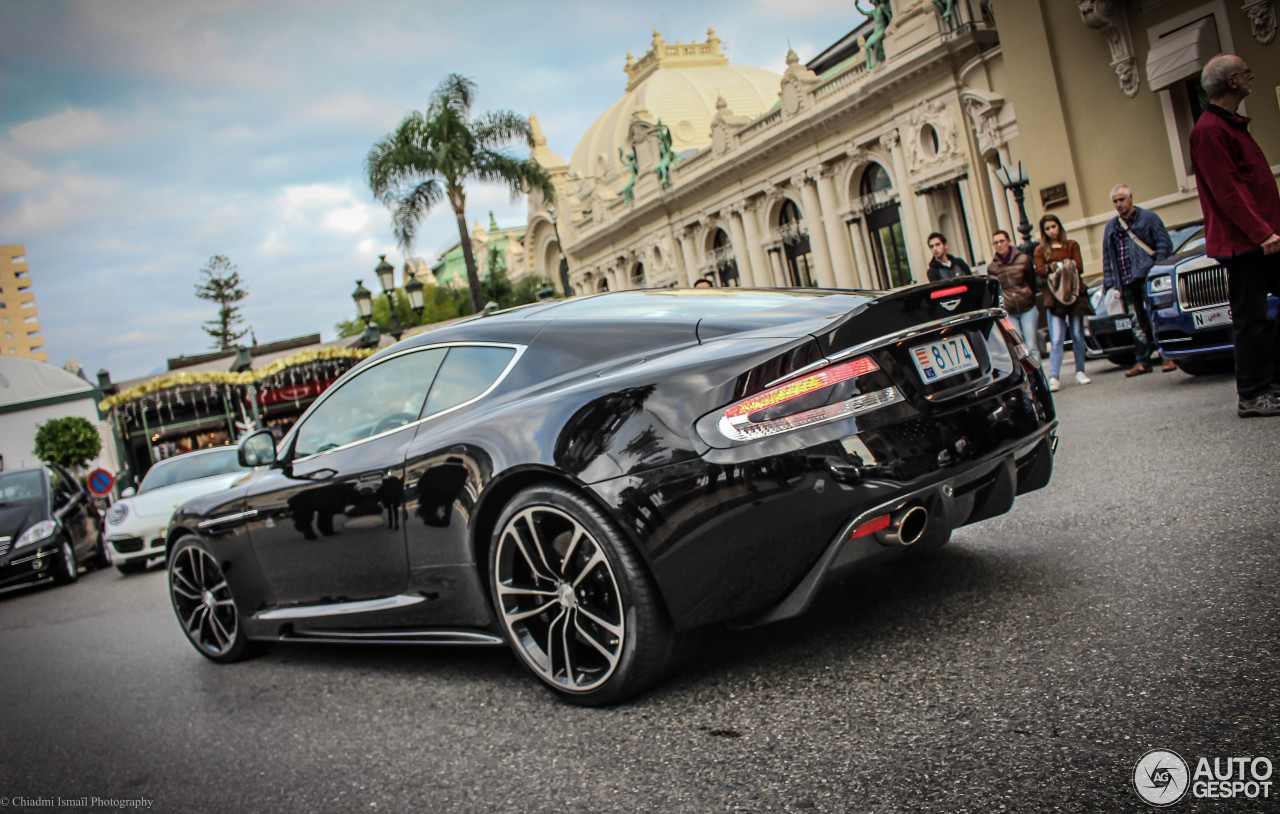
[489,485,678,706]
[168,536,255,663]
[53,536,79,585]
[116,559,149,575]
[94,533,112,569]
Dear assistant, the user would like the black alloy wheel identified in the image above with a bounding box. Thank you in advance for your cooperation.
[94,532,112,569]
[53,536,79,585]
[168,537,252,662]
[490,486,677,706]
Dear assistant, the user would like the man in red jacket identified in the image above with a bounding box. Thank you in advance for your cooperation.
[1189,54,1280,417]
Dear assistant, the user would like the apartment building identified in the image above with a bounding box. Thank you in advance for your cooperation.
[0,244,46,362]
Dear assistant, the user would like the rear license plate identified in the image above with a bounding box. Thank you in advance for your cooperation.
[1115,317,1132,330]
[911,335,979,383]
[1192,305,1231,330]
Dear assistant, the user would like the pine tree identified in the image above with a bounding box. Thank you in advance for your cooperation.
[195,255,249,350]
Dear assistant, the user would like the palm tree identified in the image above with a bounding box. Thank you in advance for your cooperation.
[366,73,555,314]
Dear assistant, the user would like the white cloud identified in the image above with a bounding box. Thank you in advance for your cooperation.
[77,0,249,37]
[10,109,105,151]
[0,151,46,192]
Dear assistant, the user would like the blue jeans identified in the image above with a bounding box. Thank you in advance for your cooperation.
[1048,312,1087,379]
[1010,308,1039,351]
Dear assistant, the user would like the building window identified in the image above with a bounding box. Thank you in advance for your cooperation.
[860,163,912,288]
[778,200,814,287]
[630,263,646,288]
[710,229,740,287]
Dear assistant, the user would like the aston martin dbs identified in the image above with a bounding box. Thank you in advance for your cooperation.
[167,282,1057,704]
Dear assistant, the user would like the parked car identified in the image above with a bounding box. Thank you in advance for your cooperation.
[0,465,105,591]
[1084,223,1204,368]
[166,283,1058,705]
[105,446,251,574]
[1145,226,1280,375]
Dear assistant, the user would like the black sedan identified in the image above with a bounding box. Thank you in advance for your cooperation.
[0,465,106,591]
[167,282,1058,704]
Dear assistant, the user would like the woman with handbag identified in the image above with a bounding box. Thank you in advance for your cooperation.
[1034,214,1095,391]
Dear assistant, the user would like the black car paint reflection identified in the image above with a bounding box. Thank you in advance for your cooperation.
[168,284,1058,704]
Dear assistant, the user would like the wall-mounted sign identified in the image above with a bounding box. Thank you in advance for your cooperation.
[1040,183,1069,208]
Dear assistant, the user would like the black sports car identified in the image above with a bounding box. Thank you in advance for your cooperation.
[1,464,106,592]
[167,282,1057,704]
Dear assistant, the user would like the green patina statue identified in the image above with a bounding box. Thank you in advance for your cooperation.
[653,120,679,188]
[855,0,892,69]
[618,146,639,205]
[932,0,955,24]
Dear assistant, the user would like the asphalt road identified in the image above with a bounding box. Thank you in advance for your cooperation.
[1,359,1277,813]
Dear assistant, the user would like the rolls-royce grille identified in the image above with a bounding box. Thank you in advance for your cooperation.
[1177,264,1229,310]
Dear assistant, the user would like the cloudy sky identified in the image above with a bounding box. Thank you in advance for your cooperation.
[1,0,865,382]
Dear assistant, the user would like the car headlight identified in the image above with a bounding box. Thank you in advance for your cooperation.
[107,503,129,525]
[16,520,58,549]
[1148,275,1172,294]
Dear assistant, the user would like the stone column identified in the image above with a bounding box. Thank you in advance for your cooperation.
[882,130,925,281]
[679,227,701,286]
[740,199,772,289]
[816,166,856,289]
[726,207,756,287]
[986,157,1013,240]
[795,172,837,288]
[846,216,873,288]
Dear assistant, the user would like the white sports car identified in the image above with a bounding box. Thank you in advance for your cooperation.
[104,447,251,574]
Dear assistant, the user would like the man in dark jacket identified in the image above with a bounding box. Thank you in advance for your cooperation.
[1190,54,1280,417]
[1101,184,1174,377]
[926,232,972,281]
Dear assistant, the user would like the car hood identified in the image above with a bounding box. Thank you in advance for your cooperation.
[119,472,249,519]
[0,502,47,540]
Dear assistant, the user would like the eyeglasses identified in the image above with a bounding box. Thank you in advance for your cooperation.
[992,238,1009,245]
[1229,68,1253,79]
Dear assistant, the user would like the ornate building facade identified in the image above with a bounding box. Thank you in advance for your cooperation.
[990,0,1278,278]
[518,2,1027,295]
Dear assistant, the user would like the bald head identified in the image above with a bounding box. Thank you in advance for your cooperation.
[1202,54,1252,104]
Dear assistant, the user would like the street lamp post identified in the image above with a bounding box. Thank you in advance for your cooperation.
[352,254,425,345]
[994,160,1036,256]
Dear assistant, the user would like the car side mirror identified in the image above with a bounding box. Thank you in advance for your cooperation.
[120,486,137,498]
[238,429,279,468]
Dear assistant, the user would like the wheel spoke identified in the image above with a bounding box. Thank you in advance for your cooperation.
[497,584,557,598]
[209,611,232,651]
[172,583,201,601]
[186,605,208,635]
[506,512,556,583]
[173,569,200,595]
[570,549,606,589]
[574,613,621,668]
[575,605,623,640]
[542,607,567,682]
[561,609,576,687]
[559,524,585,578]
[179,604,203,633]
[505,599,558,624]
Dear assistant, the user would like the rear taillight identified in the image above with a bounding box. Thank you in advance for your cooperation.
[716,356,902,442]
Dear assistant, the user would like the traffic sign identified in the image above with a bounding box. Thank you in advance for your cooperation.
[87,468,114,496]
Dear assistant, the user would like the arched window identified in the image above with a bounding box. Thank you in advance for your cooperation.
[860,163,911,288]
[711,229,740,287]
[778,200,814,287]
[630,263,646,288]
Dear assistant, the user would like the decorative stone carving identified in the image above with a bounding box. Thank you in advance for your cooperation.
[1243,0,1277,44]
[879,131,900,153]
[710,96,752,157]
[908,98,959,170]
[779,48,820,119]
[1078,0,1140,98]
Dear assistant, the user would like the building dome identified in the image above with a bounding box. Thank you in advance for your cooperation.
[570,28,781,192]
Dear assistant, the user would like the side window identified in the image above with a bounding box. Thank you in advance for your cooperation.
[47,468,76,507]
[423,346,517,417]
[294,348,447,458]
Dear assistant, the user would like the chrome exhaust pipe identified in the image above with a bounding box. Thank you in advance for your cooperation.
[876,505,928,546]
